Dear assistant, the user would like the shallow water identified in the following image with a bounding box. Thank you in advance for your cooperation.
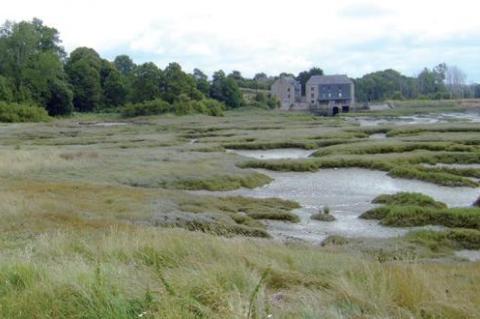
[369,133,387,140]
[226,148,315,160]
[455,250,480,262]
[355,112,480,127]
[206,168,479,243]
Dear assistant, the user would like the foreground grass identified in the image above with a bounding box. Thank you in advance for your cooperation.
[1,227,479,319]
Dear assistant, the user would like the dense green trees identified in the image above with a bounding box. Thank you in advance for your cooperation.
[355,65,454,102]
[355,69,418,102]
[0,18,246,120]
[65,47,103,112]
[162,63,202,103]
[0,19,73,115]
[211,71,244,108]
[130,62,163,103]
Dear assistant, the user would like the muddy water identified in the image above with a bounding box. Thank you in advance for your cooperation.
[216,168,478,243]
[226,148,315,160]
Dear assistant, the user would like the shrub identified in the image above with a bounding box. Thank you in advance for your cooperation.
[121,98,172,117]
[0,102,50,122]
[251,92,279,109]
[122,96,224,118]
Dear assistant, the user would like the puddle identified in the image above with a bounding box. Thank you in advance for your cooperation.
[369,133,387,140]
[455,250,480,262]
[226,148,315,160]
[78,122,128,127]
[199,168,478,243]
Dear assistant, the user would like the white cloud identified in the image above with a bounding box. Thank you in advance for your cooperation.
[1,0,480,80]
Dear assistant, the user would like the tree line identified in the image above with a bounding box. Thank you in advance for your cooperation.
[0,18,245,117]
[1,18,478,119]
[228,65,480,103]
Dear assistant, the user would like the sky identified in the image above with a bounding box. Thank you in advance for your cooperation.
[2,0,480,81]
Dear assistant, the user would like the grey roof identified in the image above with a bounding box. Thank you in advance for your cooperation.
[307,74,352,85]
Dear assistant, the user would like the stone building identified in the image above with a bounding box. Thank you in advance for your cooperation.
[270,76,301,110]
[271,74,355,115]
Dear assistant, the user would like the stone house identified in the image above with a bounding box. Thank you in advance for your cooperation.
[270,76,301,110]
[271,74,355,115]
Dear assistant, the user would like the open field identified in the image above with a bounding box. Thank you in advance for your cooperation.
[1,102,480,318]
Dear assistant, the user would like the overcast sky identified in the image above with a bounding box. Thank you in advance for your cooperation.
[2,0,480,81]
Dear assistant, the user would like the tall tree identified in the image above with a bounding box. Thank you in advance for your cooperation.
[162,62,202,103]
[296,67,324,95]
[446,65,467,98]
[130,62,163,103]
[0,18,73,114]
[100,60,128,107]
[210,70,243,108]
[113,55,136,76]
[193,68,210,96]
[65,47,103,111]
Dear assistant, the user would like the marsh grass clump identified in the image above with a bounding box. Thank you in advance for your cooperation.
[311,206,336,222]
[362,193,480,229]
[372,192,447,209]
[166,173,273,191]
[178,196,301,223]
[311,213,336,222]
[407,229,480,251]
[388,166,479,187]
[322,235,349,246]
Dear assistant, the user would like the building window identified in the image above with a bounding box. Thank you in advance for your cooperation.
[328,93,332,98]
[311,93,314,98]
[338,92,343,98]
[287,88,290,92]
[311,100,315,104]
[311,87,314,91]
[288,94,290,99]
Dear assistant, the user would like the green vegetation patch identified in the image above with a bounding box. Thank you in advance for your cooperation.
[179,195,301,223]
[0,102,51,123]
[407,229,480,251]
[361,192,480,229]
[372,192,447,209]
[162,173,273,191]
